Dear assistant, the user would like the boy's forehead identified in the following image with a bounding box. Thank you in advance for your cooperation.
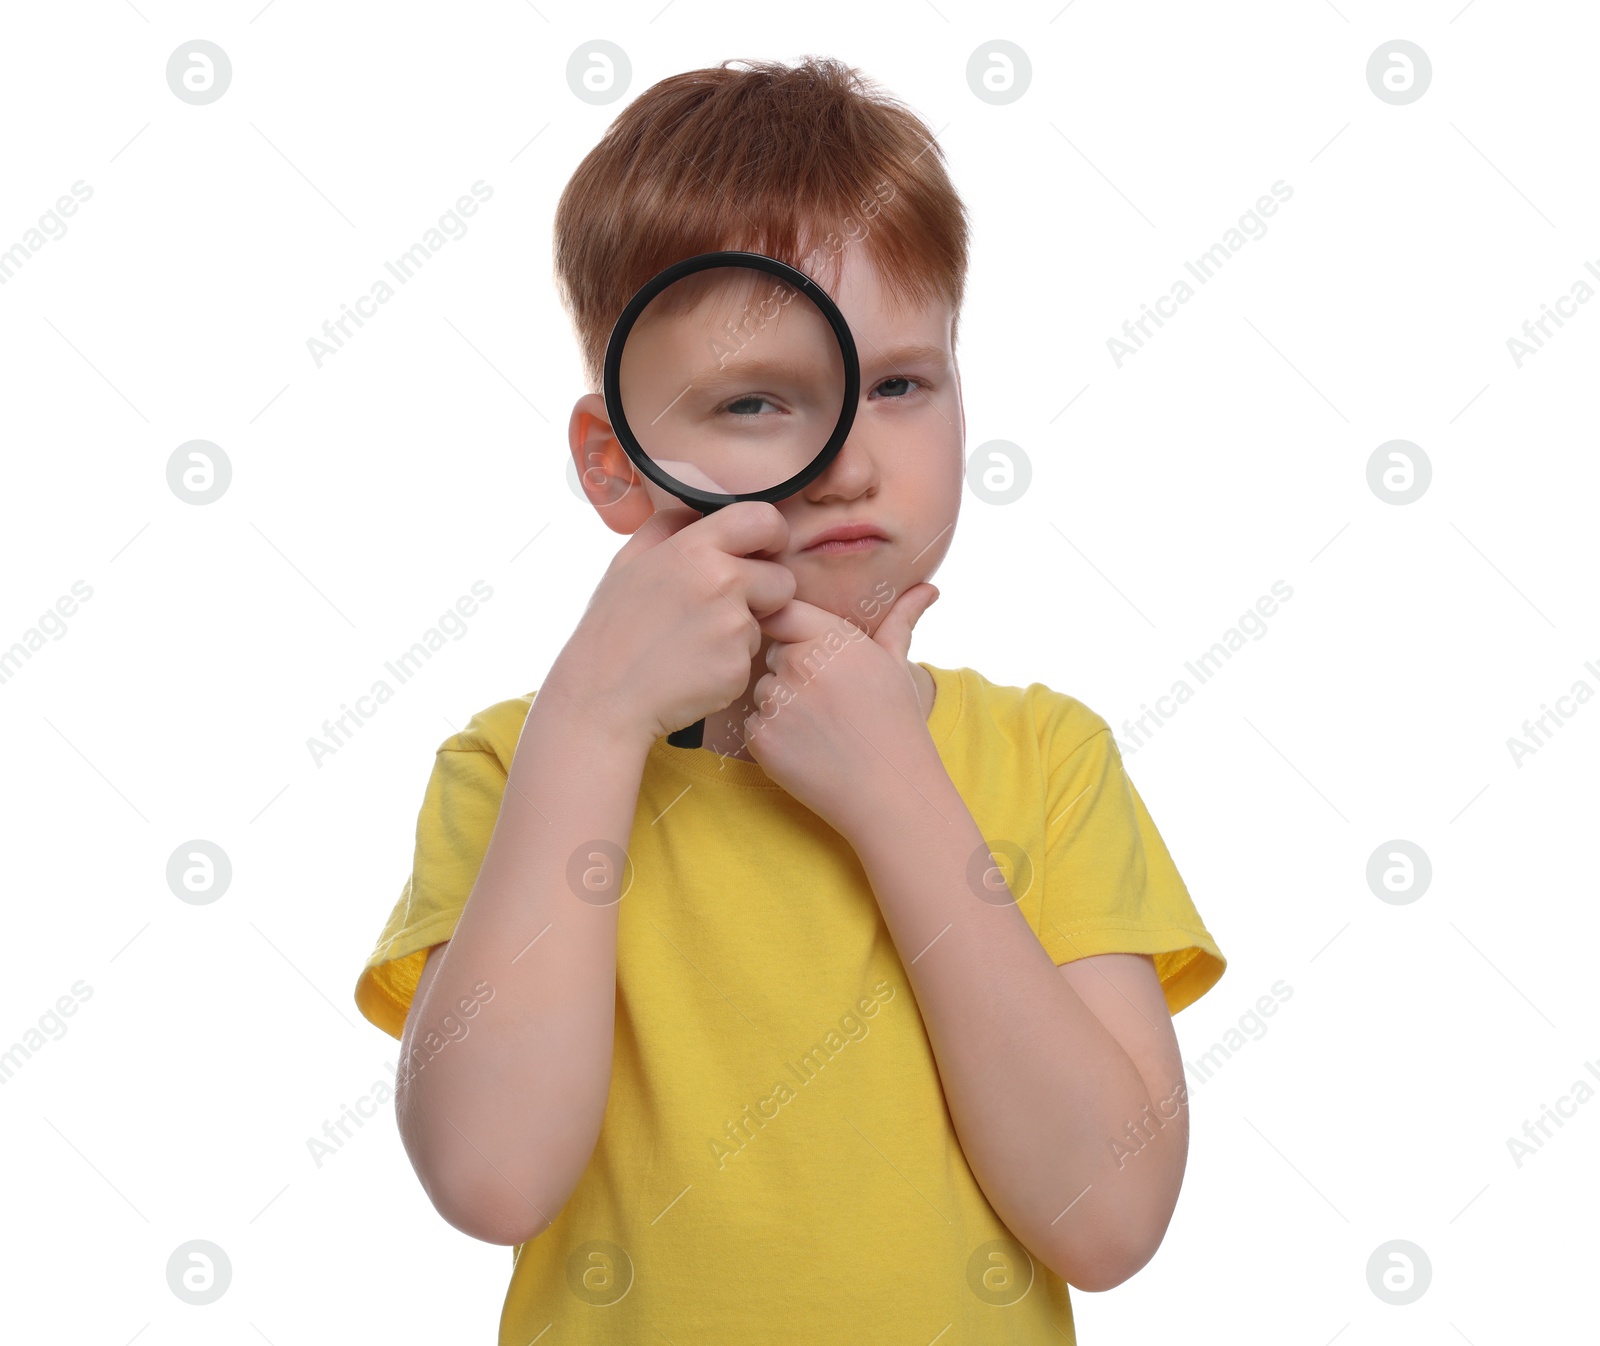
[824,246,954,352]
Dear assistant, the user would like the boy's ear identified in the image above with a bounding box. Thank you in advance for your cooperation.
[569,393,655,535]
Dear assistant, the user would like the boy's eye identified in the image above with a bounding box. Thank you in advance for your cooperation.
[719,394,784,417]
[719,377,923,416]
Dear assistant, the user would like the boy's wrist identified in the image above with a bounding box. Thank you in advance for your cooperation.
[538,657,659,759]
[839,740,959,861]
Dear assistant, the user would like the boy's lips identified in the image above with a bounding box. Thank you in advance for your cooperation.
[799,521,888,552]
[800,536,885,556]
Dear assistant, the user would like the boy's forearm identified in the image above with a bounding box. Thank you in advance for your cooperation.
[397,684,651,1245]
[846,760,1185,1291]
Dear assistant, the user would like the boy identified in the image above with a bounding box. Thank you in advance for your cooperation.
[355,56,1226,1343]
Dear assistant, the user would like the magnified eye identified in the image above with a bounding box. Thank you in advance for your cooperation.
[720,394,786,417]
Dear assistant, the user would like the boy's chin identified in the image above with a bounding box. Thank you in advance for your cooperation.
[790,575,894,637]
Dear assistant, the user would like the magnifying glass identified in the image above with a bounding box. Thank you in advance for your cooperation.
[602,250,860,749]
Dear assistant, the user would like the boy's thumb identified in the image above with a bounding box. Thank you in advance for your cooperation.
[872,583,940,661]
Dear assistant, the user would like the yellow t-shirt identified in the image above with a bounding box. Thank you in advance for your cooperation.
[355,662,1227,1344]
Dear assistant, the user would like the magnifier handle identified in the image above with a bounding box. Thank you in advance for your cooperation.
[666,497,723,751]
[667,718,705,749]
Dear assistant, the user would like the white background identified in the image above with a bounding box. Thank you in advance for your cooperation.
[1,1,1594,1341]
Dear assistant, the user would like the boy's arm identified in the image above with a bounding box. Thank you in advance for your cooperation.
[845,765,1188,1293]
[394,684,652,1246]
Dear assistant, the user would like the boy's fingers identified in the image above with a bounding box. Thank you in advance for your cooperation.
[622,500,789,563]
[756,596,847,646]
[700,500,790,559]
[759,586,940,661]
[616,504,700,560]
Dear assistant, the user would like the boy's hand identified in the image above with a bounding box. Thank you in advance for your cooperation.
[742,583,941,840]
[546,501,796,749]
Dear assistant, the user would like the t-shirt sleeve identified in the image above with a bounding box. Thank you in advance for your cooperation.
[354,741,510,1040]
[1034,722,1226,1016]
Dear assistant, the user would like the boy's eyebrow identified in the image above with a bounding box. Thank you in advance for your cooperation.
[861,341,952,371]
[692,355,823,386]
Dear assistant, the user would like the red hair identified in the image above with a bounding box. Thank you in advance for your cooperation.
[552,56,971,391]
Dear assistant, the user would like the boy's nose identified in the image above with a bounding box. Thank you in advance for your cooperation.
[803,418,879,504]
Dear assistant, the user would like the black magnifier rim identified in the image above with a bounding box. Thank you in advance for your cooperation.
[601,249,860,512]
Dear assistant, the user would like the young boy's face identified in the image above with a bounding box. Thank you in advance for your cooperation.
[570,244,964,637]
